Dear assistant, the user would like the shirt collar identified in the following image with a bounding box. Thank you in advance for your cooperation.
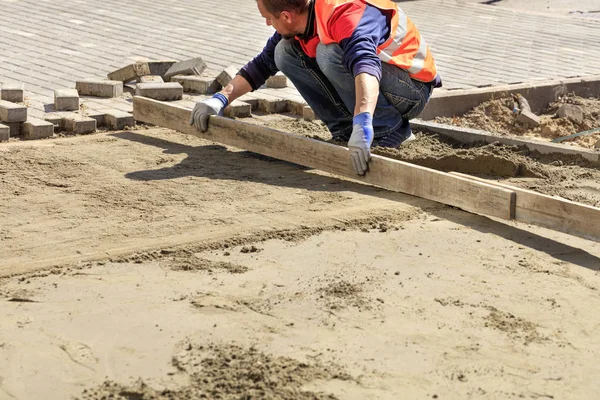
[297,0,316,39]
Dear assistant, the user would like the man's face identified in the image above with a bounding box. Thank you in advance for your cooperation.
[257,0,300,39]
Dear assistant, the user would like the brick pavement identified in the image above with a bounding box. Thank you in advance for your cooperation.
[1,0,600,108]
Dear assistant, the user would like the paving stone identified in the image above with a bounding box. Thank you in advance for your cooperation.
[76,79,123,98]
[107,62,151,82]
[164,57,207,81]
[135,82,183,101]
[44,113,63,128]
[85,111,106,127]
[266,73,288,89]
[286,100,306,116]
[171,75,221,94]
[557,104,584,125]
[103,110,135,130]
[22,118,54,139]
[257,97,289,114]
[303,106,316,121]
[0,123,9,141]
[4,122,22,136]
[63,116,97,134]
[216,66,239,87]
[54,89,80,111]
[223,100,252,118]
[147,60,178,78]
[517,109,541,127]
[138,75,164,83]
[1,83,24,103]
[236,94,259,111]
[0,100,27,122]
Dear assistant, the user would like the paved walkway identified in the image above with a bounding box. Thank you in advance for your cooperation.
[1,0,600,102]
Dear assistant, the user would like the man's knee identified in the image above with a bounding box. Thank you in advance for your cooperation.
[315,43,344,75]
[274,39,298,72]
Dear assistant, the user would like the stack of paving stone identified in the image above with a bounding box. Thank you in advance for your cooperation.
[0,83,54,141]
[42,68,139,135]
[102,56,307,123]
[44,81,135,135]
[107,57,254,118]
[106,58,209,101]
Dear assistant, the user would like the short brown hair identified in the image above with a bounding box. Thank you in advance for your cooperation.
[260,0,310,15]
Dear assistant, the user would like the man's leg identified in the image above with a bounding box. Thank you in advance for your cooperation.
[316,43,432,147]
[378,63,433,147]
[274,39,353,140]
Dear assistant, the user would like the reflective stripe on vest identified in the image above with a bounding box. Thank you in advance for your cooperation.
[315,0,437,82]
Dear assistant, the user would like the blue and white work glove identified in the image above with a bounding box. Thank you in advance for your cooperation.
[189,93,229,132]
[348,112,374,175]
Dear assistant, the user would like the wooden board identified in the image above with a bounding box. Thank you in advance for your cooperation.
[450,172,600,241]
[133,96,516,220]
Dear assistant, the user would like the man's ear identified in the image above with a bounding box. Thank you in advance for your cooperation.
[280,10,293,24]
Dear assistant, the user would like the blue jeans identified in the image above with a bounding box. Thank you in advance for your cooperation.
[274,39,433,147]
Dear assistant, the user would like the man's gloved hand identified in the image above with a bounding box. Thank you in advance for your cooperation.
[348,112,374,176]
[189,93,229,132]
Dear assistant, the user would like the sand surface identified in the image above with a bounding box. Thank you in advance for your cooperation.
[1,123,600,399]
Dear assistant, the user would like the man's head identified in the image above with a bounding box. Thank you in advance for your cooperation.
[257,0,310,39]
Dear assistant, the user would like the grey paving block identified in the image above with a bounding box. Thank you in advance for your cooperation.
[107,62,151,82]
[76,79,123,98]
[22,118,54,139]
[303,106,316,121]
[0,100,27,122]
[516,110,541,127]
[223,100,252,118]
[171,75,221,94]
[138,75,164,83]
[135,82,183,101]
[0,123,9,141]
[4,122,22,137]
[266,73,288,89]
[164,58,207,81]
[216,66,239,87]
[147,60,178,78]
[102,110,135,130]
[63,116,97,134]
[256,96,289,114]
[86,111,106,127]
[54,89,80,111]
[286,100,306,116]
[44,113,63,128]
[1,83,24,103]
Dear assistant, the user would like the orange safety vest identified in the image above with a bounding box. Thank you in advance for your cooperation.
[315,0,437,82]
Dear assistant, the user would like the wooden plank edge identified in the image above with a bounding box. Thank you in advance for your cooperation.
[450,172,600,241]
[132,96,516,220]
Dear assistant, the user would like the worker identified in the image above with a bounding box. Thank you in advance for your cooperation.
[189,0,441,175]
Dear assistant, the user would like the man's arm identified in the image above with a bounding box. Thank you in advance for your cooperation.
[354,72,379,116]
[218,31,283,102]
[220,74,253,103]
[349,72,378,175]
[190,33,282,131]
[327,3,390,174]
[328,2,390,115]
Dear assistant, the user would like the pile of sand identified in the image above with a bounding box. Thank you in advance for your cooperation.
[436,95,600,148]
